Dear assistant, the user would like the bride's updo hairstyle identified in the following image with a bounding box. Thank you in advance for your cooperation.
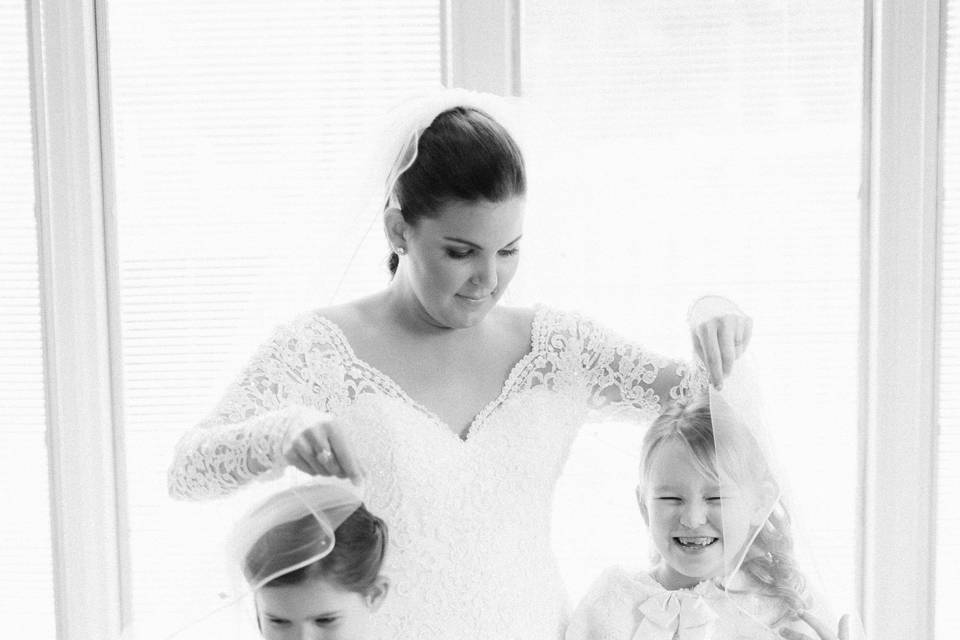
[244,504,388,593]
[642,397,808,621]
[388,106,526,275]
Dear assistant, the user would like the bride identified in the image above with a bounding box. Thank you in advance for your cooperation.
[167,89,752,639]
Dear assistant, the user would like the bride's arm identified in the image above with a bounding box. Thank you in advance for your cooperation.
[167,323,336,500]
[567,297,749,416]
[580,323,707,415]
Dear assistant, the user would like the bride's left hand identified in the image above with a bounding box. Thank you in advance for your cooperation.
[689,302,752,389]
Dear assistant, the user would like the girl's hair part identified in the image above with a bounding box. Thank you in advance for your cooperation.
[244,503,388,593]
[642,397,809,620]
[387,106,526,275]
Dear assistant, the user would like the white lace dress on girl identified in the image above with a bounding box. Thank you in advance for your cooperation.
[168,306,706,640]
[566,566,803,640]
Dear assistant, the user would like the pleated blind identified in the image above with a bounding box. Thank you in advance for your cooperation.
[0,1,55,634]
[937,1,960,636]
[105,1,441,629]
[516,2,863,605]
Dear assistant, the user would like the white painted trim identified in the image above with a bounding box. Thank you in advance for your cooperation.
[16,3,950,638]
[440,0,453,88]
[447,0,520,95]
[856,0,874,621]
[863,1,941,638]
[94,0,132,627]
[509,0,521,96]
[932,0,948,635]
[28,0,124,637]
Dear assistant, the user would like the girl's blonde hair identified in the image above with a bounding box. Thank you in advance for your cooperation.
[641,396,809,619]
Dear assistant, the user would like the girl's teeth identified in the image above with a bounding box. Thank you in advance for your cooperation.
[677,537,715,547]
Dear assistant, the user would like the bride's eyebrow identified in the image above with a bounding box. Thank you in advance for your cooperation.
[443,235,523,249]
[311,610,341,618]
[443,237,482,249]
[264,612,288,620]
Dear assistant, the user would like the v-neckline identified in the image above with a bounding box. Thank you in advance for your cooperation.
[314,305,546,442]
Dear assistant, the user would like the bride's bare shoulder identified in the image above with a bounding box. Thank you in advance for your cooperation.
[314,294,387,333]
[490,305,537,339]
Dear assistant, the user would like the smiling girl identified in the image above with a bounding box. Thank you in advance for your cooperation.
[566,395,848,640]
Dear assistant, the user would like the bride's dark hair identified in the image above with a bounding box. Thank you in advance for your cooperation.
[387,106,526,275]
[244,504,388,593]
[642,397,809,621]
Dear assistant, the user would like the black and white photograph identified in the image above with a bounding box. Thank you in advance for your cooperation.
[0,1,951,639]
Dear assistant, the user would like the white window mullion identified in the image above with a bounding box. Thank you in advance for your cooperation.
[863,1,941,638]
[447,0,520,94]
[29,0,124,637]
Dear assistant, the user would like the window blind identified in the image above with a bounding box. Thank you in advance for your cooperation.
[105,0,442,630]
[517,1,863,606]
[937,1,960,636]
[0,1,54,634]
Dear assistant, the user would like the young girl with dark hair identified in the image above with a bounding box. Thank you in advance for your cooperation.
[169,89,752,638]
[241,486,389,640]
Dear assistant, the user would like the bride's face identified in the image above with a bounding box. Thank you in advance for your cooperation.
[400,197,524,329]
[639,439,755,590]
[255,577,385,640]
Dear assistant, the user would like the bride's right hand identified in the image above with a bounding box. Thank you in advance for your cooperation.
[282,413,365,484]
[780,613,851,640]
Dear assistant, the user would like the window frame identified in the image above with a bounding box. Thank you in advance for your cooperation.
[861,1,942,638]
[28,0,126,637]
[25,0,946,637]
[445,0,521,94]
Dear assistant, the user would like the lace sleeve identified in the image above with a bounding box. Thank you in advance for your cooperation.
[167,318,345,500]
[549,310,708,418]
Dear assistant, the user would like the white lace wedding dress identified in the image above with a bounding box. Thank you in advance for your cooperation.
[168,305,706,640]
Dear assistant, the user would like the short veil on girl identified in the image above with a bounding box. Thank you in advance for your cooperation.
[568,357,866,640]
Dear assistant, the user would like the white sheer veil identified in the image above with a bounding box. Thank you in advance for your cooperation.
[121,473,363,640]
[707,358,866,638]
[325,86,526,305]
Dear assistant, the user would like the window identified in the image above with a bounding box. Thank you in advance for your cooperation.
[0,1,54,634]
[104,0,443,629]
[938,0,960,635]
[519,1,864,605]
[17,1,959,637]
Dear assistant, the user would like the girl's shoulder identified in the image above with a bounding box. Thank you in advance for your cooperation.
[567,566,658,640]
[709,572,804,634]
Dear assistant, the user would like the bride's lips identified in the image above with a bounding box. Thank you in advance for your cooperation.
[456,292,494,304]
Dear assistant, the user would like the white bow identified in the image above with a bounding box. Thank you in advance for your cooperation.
[634,590,719,640]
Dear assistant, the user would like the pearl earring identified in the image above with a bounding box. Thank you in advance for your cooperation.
[395,246,407,256]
